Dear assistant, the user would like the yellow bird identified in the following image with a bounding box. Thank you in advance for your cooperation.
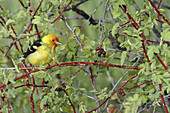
[23,34,62,65]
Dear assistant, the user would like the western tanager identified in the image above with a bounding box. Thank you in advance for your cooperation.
[23,34,62,65]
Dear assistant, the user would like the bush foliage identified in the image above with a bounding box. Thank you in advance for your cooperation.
[0,0,170,113]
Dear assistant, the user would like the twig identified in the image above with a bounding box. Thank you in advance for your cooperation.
[14,84,50,89]
[0,62,143,70]
[72,7,98,25]
[19,31,43,40]
[55,66,85,91]
[157,0,162,9]
[49,0,72,24]
[146,39,170,45]
[88,73,138,112]
[82,0,104,27]
[142,41,151,64]
[103,57,140,111]
[78,92,95,100]
[30,93,35,113]
[62,17,84,50]
[18,0,27,9]
[89,67,102,112]
[0,62,144,89]
[63,16,113,23]
[3,0,44,59]
[159,84,169,113]
[34,24,40,39]
[0,5,3,10]
[120,5,169,72]
[0,49,13,63]
[65,0,89,11]
[63,89,76,113]
[148,0,170,25]
[5,94,12,112]
[153,1,170,9]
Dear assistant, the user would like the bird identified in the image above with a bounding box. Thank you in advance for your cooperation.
[23,34,62,65]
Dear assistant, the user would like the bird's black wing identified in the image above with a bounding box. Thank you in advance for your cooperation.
[23,39,42,58]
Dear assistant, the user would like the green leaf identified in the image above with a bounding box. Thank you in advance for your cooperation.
[74,28,80,36]
[121,51,127,65]
[112,10,121,19]
[127,3,136,17]
[151,61,156,70]
[67,52,74,59]
[164,31,170,41]
[111,23,119,36]
[112,2,121,18]
[6,19,15,25]
[32,16,43,25]
[123,30,132,35]
[147,46,154,60]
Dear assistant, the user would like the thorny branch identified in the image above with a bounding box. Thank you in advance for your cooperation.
[0,62,143,88]
[119,3,169,113]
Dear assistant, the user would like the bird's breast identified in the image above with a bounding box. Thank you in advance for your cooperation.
[27,46,55,65]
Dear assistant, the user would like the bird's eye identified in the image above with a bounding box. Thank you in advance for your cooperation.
[52,39,55,42]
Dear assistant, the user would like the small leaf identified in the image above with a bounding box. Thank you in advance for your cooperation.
[164,31,170,41]
[123,30,132,35]
[34,16,41,20]
[121,51,127,65]
[67,52,74,59]
[74,28,80,36]
[6,19,15,25]
[112,23,119,36]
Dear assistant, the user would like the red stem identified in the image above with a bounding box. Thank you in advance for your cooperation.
[0,16,6,24]
[33,0,43,16]
[34,24,40,39]
[63,90,76,113]
[18,40,24,53]
[4,40,19,57]
[89,67,94,86]
[3,24,20,57]
[49,0,72,24]
[157,0,162,9]
[38,101,41,113]
[0,5,3,10]
[134,80,152,88]
[119,6,150,46]
[56,67,84,90]
[10,24,17,36]
[0,62,143,89]
[159,84,169,113]
[154,53,168,72]
[156,19,164,23]
[125,80,152,90]
[26,0,43,32]
[10,24,24,53]
[88,73,138,113]
[120,5,169,72]
[120,6,169,112]
[30,93,35,113]
[19,31,43,40]
[0,49,13,63]
[146,40,170,45]
[46,62,143,70]
[142,41,151,63]
[26,24,34,32]
[18,0,27,9]
[5,94,12,112]
[14,84,50,89]
[148,0,170,25]
[32,75,41,113]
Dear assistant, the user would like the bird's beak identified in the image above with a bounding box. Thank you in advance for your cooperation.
[56,41,62,45]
